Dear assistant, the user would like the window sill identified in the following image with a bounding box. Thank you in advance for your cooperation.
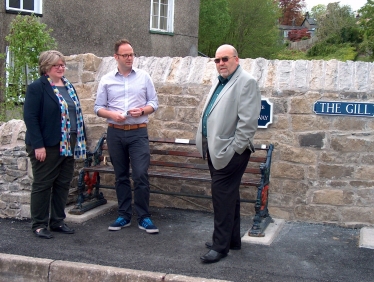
[5,9,42,16]
[149,30,174,36]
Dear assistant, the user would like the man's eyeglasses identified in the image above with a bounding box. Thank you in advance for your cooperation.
[52,64,66,69]
[116,53,136,59]
[214,56,236,64]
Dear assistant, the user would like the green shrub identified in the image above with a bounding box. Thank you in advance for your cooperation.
[0,14,56,121]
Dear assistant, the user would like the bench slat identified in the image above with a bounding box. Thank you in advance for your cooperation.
[150,149,202,158]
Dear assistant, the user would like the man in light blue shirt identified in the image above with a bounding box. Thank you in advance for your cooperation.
[95,38,159,234]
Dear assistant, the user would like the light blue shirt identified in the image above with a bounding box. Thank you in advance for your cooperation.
[94,67,158,125]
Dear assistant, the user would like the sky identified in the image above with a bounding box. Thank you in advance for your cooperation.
[304,0,367,12]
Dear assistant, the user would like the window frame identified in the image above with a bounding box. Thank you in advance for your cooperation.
[5,46,34,103]
[149,0,174,35]
[5,0,43,15]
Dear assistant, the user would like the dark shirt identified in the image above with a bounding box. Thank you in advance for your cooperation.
[202,66,239,137]
[57,86,77,133]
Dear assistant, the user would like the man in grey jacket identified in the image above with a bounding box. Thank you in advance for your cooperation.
[196,44,261,263]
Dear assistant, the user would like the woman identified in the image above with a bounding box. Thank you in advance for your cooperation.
[24,50,86,239]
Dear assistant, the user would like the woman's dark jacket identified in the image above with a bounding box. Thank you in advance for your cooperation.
[24,75,84,150]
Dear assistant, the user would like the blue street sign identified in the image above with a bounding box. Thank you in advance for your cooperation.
[313,101,374,117]
[258,98,273,128]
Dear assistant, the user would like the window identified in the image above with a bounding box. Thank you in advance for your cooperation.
[5,46,35,103]
[6,0,43,15]
[150,0,174,34]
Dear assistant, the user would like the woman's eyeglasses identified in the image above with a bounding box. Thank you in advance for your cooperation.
[116,53,136,59]
[214,56,236,64]
[52,64,66,69]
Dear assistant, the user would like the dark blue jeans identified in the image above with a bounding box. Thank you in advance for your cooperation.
[106,126,151,222]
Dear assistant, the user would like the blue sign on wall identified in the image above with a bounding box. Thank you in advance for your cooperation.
[313,101,374,117]
[258,98,273,128]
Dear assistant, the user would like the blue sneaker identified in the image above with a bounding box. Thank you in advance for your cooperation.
[138,217,159,234]
[108,217,131,231]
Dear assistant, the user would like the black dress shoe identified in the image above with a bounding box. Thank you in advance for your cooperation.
[50,223,75,234]
[205,242,241,250]
[34,228,53,239]
[200,249,227,263]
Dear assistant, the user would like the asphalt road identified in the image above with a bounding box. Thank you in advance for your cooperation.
[1,207,373,282]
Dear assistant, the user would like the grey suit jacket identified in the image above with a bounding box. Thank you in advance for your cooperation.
[196,66,261,170]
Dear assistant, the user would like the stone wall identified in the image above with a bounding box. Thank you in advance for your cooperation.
[1,53,373,227]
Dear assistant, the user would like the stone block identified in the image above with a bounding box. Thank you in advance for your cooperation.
[294,60,309,90]
[268,193,294,208]
[270,115,289,130]
[361,154,374,165]
[50,260,165,282]
[330,135,372,153]
[332,117,367,131]
[81,71,96,83]
[292,115,330,132]
[1,157,17,165]
[353,165,374,181]
[0,253,52,282]
[64,61,79,83]
[83,53,102,72]
[324,60,338,91]
[298,132,325,148]
[312,189,345,205]
[320,152,360,165]
[289,94,319,114]
[340,207,374,224]
[309,60,325,90]
[17,157,27,171]
[356,188,374,206]
[74,84,95,99]
[294,204,339,222]
[271,162,305,179]
[80,100,95,115]
[165,274,230,282]
[279,146,317,164]
[0,200,6,209]
[350,180,374,188]
[20,204,30,219]
[338,61,354,91]
[318,164,354,179]
[268,207,291,220]
[280,179,309,195]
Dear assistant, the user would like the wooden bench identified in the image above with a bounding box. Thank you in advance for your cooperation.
[69,134,274,236]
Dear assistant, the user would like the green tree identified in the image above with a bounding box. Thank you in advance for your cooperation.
[315,3,356,44]
[0,14,56,120]
[226,0,282,59]
[358,0,374,58]
[310,4,326,19]
[198,0,231,57]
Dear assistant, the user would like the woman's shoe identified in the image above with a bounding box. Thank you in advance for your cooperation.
[33,228,53,239]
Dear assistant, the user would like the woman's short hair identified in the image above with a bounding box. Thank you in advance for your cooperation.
[38,50,65,75]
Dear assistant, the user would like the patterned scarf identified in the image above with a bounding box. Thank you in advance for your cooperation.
[45,74,87,159]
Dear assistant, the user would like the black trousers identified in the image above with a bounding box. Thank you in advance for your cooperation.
[26,134,76,231]
[207,148,251,254]
[106,126,151,222]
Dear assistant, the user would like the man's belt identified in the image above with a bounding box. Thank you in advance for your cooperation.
[108,123,147,131]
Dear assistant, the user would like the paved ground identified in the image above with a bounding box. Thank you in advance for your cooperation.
[1,205,373,282]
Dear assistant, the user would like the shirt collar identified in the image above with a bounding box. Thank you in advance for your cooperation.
[218,65,240,84]
[115,67,137,76]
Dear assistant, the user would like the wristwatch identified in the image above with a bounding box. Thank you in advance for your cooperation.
[140,108,144,116]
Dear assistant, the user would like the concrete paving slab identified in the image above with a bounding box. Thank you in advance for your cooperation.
[65,200,117,224]
[359,227,374,249]
[0,253,53,282]
[241,218,285,246]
